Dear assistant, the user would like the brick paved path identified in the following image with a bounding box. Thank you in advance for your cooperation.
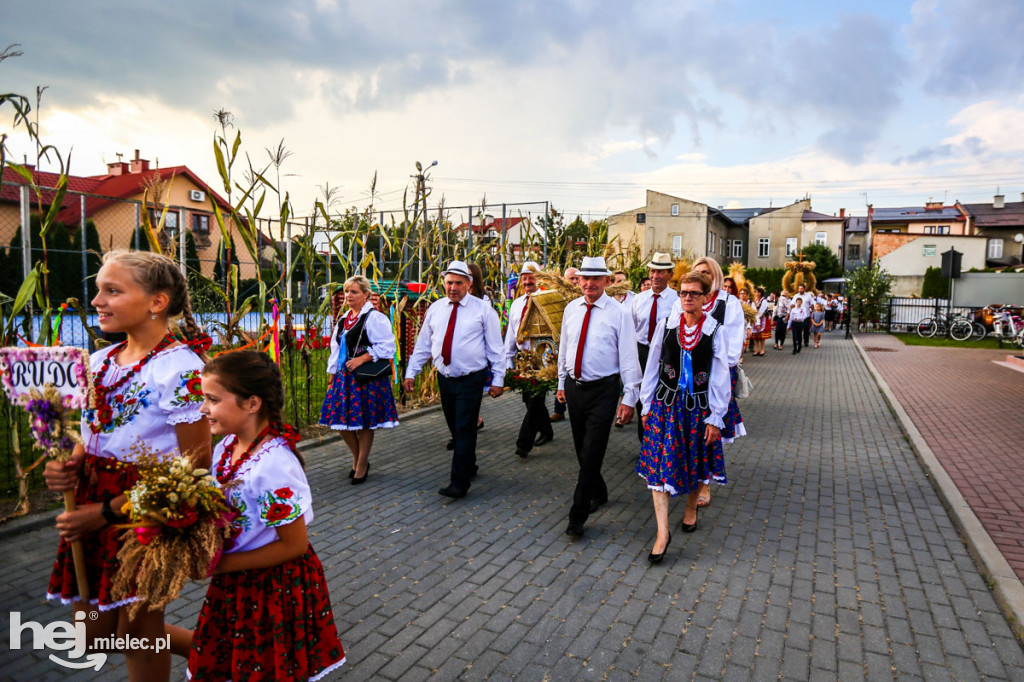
[3,335,1024,680]
[860,333,1024,581]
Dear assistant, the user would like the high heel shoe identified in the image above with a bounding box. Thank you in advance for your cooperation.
[348,469,355,479]
[680,507,699,533]
[351,462,370,485]
[648,532,672,564]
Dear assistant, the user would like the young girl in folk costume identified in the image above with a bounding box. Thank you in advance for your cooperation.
[188,351,345,681]
[689,257,746,508]
[637,271,729,563]
[319,275,398,484]
[43,250,211,681]
[811,303,826,348]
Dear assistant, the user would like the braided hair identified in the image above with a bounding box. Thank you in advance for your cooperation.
[203,350,304,467]
[101,250,210,361]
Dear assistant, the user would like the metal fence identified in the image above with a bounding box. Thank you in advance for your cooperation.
[885,297,978,334]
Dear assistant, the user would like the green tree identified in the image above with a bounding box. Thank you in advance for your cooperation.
[798,244,842,282]
[845,262,893,325]
[130,224,152,251]
[921,266,948,299]
[745,267,785,293]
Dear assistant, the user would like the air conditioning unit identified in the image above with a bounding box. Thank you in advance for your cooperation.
[189,190,206,202]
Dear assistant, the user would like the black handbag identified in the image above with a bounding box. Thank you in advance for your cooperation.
[349,321,393,384]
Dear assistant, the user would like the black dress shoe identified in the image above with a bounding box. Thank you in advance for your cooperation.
[515,448,529,458]
[470,465,479,479]
[589,497,608,514]
[446,439,455,450]
[565,522,584,537]
[348,468,355,479]
[351,463,370,485]
[438,485,467,499]
[534,434,553,447]
[680,507,699,533]
[648,532,672,564]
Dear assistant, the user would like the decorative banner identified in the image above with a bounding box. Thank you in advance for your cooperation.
[0,346,91,410]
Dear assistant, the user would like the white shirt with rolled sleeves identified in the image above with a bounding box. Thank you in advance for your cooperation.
[326,302,397,374]
[405,294,506,387]
[503,292,533,368]
[638,311,730,429]
[630,287,679,346]
[556,293,642,406]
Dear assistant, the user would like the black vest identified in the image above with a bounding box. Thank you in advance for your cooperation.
[707,291,730,325]
[336,313,372,360]
[655,320,718,411]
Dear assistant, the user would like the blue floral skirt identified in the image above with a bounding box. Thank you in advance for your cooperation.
[637,394,727,496]
[319,368,399,431]
[721,365,746,443]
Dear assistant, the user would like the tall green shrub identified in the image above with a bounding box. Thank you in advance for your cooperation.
[921,266,948,299]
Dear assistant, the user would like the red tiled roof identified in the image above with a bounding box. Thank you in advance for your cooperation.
[454,217,526,233]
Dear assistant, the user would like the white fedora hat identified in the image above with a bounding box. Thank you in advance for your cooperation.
[578,256,611,277]
[442,260,472,280]
[520,261,542,275]
[647,252,674,270]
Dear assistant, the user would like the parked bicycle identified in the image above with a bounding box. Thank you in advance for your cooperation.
[915,310,974,341]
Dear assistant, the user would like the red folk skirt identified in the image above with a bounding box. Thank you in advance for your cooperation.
[46,454,140,609]
[187,545,345,682]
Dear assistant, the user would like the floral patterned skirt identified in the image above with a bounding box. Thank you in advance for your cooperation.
[637,395,726,495]
[753,317,773,340]
[47,454,140,609]
[188,545,345,682]
[721,365,747,444]
[319,368,399,431]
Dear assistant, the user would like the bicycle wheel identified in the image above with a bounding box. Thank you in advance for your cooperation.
[971,322,987,339]
[916,318,937,338]
[949,319,973,341]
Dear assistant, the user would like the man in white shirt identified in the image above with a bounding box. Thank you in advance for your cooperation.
[795,283,813,347]
[405,260,505,499]
[556,256,642,537]
[773,291,790,350]
[504,262,554,458]
[629,252,678,441]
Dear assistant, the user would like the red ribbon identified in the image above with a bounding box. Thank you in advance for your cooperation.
[186,333,213,353]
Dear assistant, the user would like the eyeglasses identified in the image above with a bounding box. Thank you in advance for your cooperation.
[679,290,704,299]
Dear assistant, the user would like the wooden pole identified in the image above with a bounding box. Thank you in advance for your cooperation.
[62,489,90,603]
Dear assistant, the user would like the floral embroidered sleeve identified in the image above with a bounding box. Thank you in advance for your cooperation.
[156,348,206,426]
[258,487,305,527]
[253,441,313,530]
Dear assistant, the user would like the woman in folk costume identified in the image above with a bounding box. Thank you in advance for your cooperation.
[319,275,399,484]
[689,257,746,508]
[751,286,771,356]
[637,270,729,563]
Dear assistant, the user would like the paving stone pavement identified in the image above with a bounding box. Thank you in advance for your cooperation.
[3,334,1024,680]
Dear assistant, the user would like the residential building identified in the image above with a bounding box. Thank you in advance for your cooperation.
[873,233,987,296]
[844,216,869,270]
[869,202,968,236]
[746,199,814,268]
[454,215,544,260]
[959,192,1024,267]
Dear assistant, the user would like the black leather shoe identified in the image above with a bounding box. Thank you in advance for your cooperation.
[589,497,608,514]
[565,522,584,537]
[438,485,467,499]
[446,439,455,450]
[648,532,672,564]
[351,463,370,485]
[680,507,699,533]
[470,465,479,479]
[534,434,553,447]
[515,448,529,458]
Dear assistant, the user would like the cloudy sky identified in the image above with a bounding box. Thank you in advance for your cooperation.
[3,0,1023,223]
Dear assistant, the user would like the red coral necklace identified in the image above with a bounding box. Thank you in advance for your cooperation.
[701,290,719,313]
[678,313,705,351]
[89,334,176,433]
[343,309,360,331]
[216,424,273,484]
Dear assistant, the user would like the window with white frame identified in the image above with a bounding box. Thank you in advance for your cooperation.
[671,203,679,216]
[192,214,209,234]
[732,240,743,259]
[923,244,936,257]
[988,238,1004,259]
[815,232,827,246]
[785,237,797,256]
[149,208,179,233]
[672,235,683,257]
[758,238,769,258]
[924,225,950,235]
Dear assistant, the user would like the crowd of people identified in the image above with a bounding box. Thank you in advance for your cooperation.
[36,247,844,680]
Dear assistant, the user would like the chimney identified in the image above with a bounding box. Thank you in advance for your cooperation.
[839,208,845,218]
[925,200,943,210]
[130,149,150,174]
[107,161,129,175]
[994,193,1005,209]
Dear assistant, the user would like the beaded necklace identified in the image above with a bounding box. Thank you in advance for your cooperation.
[342,309,361,331]
[215,424,273,484]
[701,290,719,313]
[89,334,176,434]
[678,313,705,351]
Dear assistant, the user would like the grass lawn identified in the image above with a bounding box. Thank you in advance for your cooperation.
[891,333,1013,350]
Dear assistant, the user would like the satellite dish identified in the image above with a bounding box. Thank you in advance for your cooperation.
[1014,233,1024,244]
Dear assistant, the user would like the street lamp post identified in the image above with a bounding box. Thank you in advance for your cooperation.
[412,160,438,283]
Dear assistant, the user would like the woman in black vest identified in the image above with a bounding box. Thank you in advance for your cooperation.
[320,275,399,484]
[637,271,730,564]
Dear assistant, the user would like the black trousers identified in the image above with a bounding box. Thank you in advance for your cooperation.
[516,390,553,452]
[635,343,651,442]
[774,316,787,346]
[792,321,804,352]
[801,316,811,345]
[565,375,621,526]
[437,369,488,492]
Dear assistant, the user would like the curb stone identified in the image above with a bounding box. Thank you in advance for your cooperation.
[854,335,1024,642]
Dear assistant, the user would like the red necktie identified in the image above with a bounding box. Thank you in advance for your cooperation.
[441,300,458,365]
[573,302,594,379]
[517,294,530,336]
[647,293,659,342]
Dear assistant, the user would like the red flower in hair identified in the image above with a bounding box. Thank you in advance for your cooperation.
[265,502,294,523]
